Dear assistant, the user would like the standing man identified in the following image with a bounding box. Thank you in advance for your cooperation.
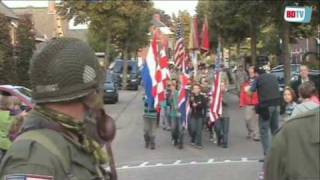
[291,65,319,100]
[265,108,319,180]
[247,65,281,156]
[240,66,260,141]
[0,38,116,180]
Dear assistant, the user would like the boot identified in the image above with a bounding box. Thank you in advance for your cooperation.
[222,117,230,148]
[178,134,184,149]
[149,136,156,150]
[214,119,223,146]
[144,134,150,149]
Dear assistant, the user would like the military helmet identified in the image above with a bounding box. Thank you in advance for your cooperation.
[30,37,103,103]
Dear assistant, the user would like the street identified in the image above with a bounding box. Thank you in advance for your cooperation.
[104,89,263,180]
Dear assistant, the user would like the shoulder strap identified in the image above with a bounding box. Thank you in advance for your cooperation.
[15,130,70,174]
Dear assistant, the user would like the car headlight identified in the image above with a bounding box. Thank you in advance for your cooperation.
[291,76,298,81]
[279,87,284,92]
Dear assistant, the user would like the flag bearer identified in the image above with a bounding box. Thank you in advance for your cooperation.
[143,96,158,150]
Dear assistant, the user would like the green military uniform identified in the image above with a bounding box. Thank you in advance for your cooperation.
[0,111,13,153]
[0,38,114,180]
[0,107,110,180]
[143,99,157,150]
[265,108,320,180]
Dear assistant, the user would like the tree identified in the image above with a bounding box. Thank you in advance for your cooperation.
[16,14,35,87]
[57,0,154,88]
[266,0,319,85]
[0,13,16,84]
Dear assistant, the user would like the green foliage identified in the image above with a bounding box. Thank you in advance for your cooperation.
[0,13,16,84]
[172,10,191,49]
[57,0,155,56]
[16,14,35,87]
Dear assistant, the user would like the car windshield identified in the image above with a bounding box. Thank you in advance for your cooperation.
[111,60,137,74]
[105,73,113,83]
[15,87,32,98]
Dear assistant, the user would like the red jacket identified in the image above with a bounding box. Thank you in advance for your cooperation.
[240,81,259,107]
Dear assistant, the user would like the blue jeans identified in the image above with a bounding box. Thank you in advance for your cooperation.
[259,106,280,155]
[190,116,203,146]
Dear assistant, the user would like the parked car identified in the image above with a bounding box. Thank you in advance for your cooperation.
[271,64,320,114]
[109,59,140,90]
[103,71,119,104]
[0,85,33,110]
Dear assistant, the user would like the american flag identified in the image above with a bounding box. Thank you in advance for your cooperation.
[209,46,223,122]
[174,19,186,69]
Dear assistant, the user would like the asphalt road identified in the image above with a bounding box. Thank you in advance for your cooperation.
[104,89,263,180]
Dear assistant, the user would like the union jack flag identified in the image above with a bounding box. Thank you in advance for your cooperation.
[178,73,190,127]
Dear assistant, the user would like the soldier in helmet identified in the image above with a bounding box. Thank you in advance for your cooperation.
[0,38,116,180]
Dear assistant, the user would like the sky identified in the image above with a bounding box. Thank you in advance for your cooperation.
[2,0,198,16]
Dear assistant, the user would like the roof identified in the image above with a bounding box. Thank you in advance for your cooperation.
[0,2,18,19]
[151,18,166,28]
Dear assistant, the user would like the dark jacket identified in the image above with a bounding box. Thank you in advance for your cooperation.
[190,94,206,118]
[291,75,319,98]
[251,73,281,107]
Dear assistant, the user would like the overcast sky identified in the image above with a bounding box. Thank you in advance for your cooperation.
[2,0,198,16]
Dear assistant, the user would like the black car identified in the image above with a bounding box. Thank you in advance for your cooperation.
[271,64,320,114]
[109,59,140,90]
[103,72,119,104]
[271,64,320,92]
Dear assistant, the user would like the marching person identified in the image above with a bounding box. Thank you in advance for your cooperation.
[168,80,184,149]
[0,38,117,180]
[214,66,230,148]
[190,84,206,149]
[143,96,158,150]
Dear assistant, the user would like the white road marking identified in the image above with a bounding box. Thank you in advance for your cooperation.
[241,157,248,162]
[208,159,214,163]
[173,160,181,165]
[139,161,149,167]
[116,158,261,171]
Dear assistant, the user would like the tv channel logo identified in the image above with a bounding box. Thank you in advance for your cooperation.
[284,6,312,23]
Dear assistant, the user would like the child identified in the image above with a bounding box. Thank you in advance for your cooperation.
[190,84,206,149]
[291,82,319,117]
[283,87,297,121]
[168,80,183,149]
